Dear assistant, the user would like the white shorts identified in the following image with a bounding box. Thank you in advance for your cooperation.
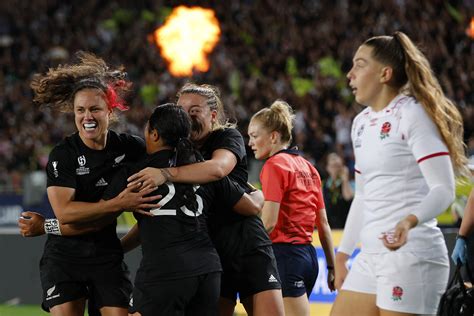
[342,249,449,314]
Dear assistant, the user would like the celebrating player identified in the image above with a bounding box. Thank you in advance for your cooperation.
[25,52,158,316]
[128,83,284,316]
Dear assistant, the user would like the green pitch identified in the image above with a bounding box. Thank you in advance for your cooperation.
[0,305,93,316]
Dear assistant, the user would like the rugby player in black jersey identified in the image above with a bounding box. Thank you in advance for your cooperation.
[128,84,284,316]
[21,52,159,316]
[102,104,263,316]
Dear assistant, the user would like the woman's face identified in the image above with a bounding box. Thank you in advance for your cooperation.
[73,89,111,147]
[177,93,216,143]
[248,119,273,160]
[346,45,385,107]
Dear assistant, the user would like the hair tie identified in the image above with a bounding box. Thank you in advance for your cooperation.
[106,84,129,111]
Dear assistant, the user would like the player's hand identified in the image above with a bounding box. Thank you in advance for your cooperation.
[128,167,167,189]
[115,183,161,212]
[380,215,417,251]
[18,211,45,237]
[327,269,336,292]
[334,252,349,290]
[451,237,468,265]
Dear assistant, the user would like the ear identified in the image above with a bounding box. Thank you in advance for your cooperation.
[150,129,160,143]
[270,131,280,144]
[210,109,218,123]
[380,66,393,83]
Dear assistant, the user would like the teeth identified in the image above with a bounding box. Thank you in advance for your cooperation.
[84,123,97,130]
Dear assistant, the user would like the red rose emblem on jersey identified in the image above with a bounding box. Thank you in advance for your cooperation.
[380,122,391,140]
[391,286,403,301]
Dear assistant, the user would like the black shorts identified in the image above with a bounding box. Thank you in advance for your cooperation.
[272,243,318,297]
[129,272,221,316]
[220,245,281,301]
[39,256,132,311]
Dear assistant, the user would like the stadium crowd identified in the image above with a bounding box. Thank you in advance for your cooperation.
[0,0,473,193]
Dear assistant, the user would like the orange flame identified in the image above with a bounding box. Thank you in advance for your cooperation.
[154,6,221,77]
[467,17,474,39]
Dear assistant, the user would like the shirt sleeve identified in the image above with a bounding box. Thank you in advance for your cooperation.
[403,101,449,161]
[212,129,246,163]
[205,177,245,210]
[46,145,76,189]
[402,102,455,223]
[260,159,287,203]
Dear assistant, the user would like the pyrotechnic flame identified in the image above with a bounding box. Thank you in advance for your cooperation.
[154,6,221,77]
[467,17,474,39]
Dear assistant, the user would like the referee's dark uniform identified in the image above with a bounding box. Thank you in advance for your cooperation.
[104,149,247,315]
[40,130,145,311]
[200,128,281,302]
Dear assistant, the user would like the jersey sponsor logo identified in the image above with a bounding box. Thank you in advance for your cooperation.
[268,274,278,283]
[391,286,403,301]
[52,161,59,178]
[95,178,108,187]
[45,285,60,301]
[76,155,90,175]
[380,122,391,140]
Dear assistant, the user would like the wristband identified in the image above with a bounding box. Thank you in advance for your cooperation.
[327,265,334,270]
[44,219,62,235]
[457,234,467,241]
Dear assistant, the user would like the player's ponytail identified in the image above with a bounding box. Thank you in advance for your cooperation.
[364,32,468,176]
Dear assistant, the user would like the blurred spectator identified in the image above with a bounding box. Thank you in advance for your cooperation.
[323,153,354,229]
[0,0,472,196]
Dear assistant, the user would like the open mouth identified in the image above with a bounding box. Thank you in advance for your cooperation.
[83,122,97,131]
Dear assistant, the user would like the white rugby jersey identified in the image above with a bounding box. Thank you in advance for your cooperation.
[351,94,450,253]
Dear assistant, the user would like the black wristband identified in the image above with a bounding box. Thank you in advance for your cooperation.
[457,234,467,241]
[327,265,334,270]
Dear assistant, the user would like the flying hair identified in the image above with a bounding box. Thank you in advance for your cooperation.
[30,51,131,112]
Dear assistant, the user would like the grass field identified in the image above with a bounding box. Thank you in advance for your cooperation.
[0,305,46,316]
[0,303,332,315]
[0,305,93,316]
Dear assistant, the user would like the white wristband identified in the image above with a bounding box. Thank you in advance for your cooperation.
[44,219,62,235]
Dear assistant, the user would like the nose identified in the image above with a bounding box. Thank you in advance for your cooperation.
[84,110,93,119]
[346,67,354,80]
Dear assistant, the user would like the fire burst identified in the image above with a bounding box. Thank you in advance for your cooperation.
[154,6,221,77]
[467,17,474,39]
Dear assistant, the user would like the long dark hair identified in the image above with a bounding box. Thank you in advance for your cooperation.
[31,51,131,112]
[148,104,204,218]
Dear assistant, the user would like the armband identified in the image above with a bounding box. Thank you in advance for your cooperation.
[44,219,62,235]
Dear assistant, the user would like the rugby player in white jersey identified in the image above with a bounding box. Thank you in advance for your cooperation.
[330,32,469,316]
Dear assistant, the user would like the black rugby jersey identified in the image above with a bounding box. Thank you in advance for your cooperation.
[103,149,244,281]
[200,128,271,256]
[43,130,145,264]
